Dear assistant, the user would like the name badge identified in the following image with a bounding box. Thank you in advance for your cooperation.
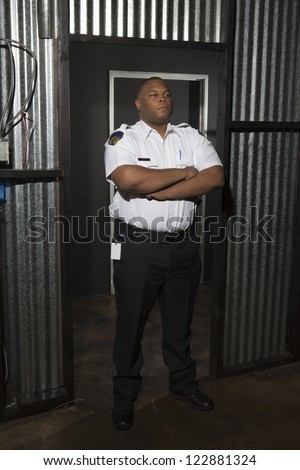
[111,242,121,260]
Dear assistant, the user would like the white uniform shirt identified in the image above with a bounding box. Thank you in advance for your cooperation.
[104,120,222,232]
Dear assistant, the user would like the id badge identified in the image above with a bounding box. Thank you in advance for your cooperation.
[111,242,121,260]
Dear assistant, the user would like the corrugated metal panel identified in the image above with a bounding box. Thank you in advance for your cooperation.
[2,182,63,409]
[224,132,299,367]
[0,1,63,411]
[232,0,300,121]
[69,0,222,42]
[0,0,59,169]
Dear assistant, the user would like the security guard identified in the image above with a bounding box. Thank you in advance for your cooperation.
[104,77,224,430]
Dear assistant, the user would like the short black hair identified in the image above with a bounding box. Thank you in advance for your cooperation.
[136,76,165,99]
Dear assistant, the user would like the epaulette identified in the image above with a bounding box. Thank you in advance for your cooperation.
[176,123,191,128]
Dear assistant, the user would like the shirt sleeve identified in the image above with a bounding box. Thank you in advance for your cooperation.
[104,131,137,184]
[192,130,223,172]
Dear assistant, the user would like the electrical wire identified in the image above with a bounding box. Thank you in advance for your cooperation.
[25,112,36,169]
[21,110,29,168]
[0,37,37,140]
[21,111,36,169]
[0,38,15,139]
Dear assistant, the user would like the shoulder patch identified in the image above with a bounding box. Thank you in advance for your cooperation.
[108,130,124,145]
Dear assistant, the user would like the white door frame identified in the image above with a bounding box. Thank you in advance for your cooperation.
[109,70,209,293]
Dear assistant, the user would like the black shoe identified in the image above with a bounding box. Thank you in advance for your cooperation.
[112,407,134,430]
[171,389,214,411]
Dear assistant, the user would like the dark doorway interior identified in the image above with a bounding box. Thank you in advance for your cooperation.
[69,42,221,298]
[113,76,199,129]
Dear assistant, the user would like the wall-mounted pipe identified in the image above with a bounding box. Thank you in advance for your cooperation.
[37,0,58,39]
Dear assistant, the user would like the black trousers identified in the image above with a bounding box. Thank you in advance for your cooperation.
[112,233,201,409]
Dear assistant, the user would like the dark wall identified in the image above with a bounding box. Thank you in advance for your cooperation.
[69,42,221,297]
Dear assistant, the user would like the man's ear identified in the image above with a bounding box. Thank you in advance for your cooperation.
[135,98,141,111]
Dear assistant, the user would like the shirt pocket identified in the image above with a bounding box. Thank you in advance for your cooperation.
[175,149,195,168]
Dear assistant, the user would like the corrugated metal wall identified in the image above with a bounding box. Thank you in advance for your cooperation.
[0,0,63,412]
[224,131,299,366]
[69,0,222,42]
[2,182,63,410]
[232,0,300,122]
[224,0,300,369]
[0,0,59,169]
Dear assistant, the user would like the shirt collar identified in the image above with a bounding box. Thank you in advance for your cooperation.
[139,120,179,139]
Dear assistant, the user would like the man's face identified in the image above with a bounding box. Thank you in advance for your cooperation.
[135,79,173,127]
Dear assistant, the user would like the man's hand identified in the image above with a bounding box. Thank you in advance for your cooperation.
[184,166,199,180]
[146,165,224,201]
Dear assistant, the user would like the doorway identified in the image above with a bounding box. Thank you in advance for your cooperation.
[69,41,222,411]
[70,42,221,297]
[109,70,209,290]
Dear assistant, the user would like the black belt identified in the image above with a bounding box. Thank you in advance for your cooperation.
[114,220,194,244]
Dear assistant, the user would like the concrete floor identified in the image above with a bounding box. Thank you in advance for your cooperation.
[72,284,211,413]
[0,285,300,450]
